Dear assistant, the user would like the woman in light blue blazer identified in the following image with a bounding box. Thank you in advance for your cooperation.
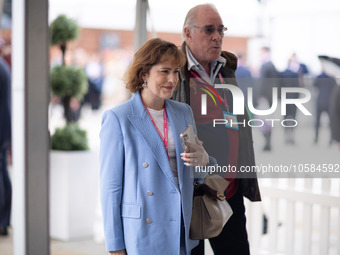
[100,38,214,255]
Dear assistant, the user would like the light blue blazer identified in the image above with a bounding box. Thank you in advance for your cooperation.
[100,92,200,254]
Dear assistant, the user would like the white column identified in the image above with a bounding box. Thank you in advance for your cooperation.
[134,0,148,52]
[12,0,50,254]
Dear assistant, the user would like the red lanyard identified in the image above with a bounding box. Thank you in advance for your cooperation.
[190,70,229,110]
[141,99,169,159]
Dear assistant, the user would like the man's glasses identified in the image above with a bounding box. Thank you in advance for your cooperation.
[192,25,228,36]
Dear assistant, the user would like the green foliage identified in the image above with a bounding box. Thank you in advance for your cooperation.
[50,65,88,99]
[50,14,79,45]
[51,124,89,151]
[50,15,89,152]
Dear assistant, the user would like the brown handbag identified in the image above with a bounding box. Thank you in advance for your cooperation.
[190,174,233,240]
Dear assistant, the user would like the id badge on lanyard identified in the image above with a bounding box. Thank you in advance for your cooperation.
[223,111,239,130]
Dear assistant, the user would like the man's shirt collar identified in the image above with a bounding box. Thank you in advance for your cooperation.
[186,45,226,85]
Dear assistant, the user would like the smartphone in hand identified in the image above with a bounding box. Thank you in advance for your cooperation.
[180,125,196,152]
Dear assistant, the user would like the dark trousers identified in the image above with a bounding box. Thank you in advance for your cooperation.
[191,186,250,255]
[315,106,331,143]
[0,151,12,228]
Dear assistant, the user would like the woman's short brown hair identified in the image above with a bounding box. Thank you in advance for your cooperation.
[126,38,186,93]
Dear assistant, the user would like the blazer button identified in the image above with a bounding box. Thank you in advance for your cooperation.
[143,162,149,168]
[146,218,152,224]
[147,190,153,196]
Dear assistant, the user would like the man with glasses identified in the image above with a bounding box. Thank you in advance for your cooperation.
[172,4,261,255]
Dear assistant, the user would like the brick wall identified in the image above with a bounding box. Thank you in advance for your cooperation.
[2,27,250,63]
[68,28,249,58]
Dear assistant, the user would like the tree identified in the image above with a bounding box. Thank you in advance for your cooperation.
[50,14,79,65]
[50,15,89,150]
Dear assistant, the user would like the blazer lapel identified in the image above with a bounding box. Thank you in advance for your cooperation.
[128,93,179,190]
[165,100,188,192]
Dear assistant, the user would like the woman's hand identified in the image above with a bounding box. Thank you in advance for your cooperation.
[181,136,209,166]
[109,249,127,255]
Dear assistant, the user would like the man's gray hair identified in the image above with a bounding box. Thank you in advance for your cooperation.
[182,3,219,40]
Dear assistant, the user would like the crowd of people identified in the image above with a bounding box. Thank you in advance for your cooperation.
[235,48,340,151]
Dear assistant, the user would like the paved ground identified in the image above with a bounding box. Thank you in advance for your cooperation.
[0,228,106,255]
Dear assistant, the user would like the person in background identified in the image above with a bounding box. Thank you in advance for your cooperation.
[258,47,279,106]
[235,52,254,119]
[100,38,215,255]
[329,82,340,148]
[280,58,301,144]
[313,69,336,144]
[84,53,104,110]
[257,47,279,151]
[172,4,261,255]
[289,53,309,78]
[0,55,11,236]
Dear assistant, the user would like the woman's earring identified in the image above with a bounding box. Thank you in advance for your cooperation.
[142,80,147,88]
